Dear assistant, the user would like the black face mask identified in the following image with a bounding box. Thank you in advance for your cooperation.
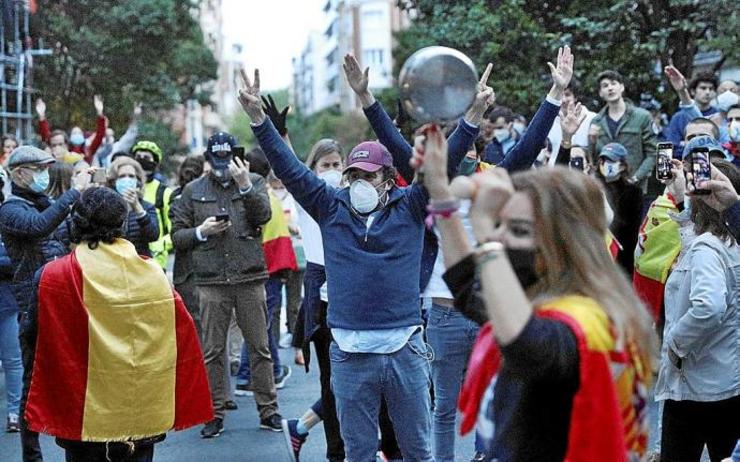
[506,248,540,290]
[135,157,158,178]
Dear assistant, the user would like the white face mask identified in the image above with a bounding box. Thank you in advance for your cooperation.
[349,179,382,214]
[599,161,622,182]
[319,169,342,188]
[493,128,510,143]
[716,90,739,112]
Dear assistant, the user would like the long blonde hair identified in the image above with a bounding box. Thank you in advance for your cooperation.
[511,167,655,365]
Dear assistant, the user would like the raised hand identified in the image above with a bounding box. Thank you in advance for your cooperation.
[547,46,574,91]
[696,165,739,212]
[261,94,290,137]
[343,53,369,95]
[465,63,495,125]
[133,102,143,118]
[468,168,515,245]
[664,65,693,105]
[664,65,687,92]
[237,68,266,125]
[35,98,46,120]
[93,94,104,116]
[229,155,252,190]
[418,124,453,200]
[560,101,586,141]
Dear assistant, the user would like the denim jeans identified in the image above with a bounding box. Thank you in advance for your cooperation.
[237,277,282,383]
[330,331,433,462]
[0,311,22,416]
[426,304,480,462]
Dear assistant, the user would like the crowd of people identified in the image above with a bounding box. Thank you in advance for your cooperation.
[0,41,738,462]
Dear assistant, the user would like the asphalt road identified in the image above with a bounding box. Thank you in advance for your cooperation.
[1,345,477,462]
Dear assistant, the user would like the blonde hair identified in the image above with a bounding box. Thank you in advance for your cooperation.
[305,138,343,171]
[108,156,146,193]
[511,167,655,366]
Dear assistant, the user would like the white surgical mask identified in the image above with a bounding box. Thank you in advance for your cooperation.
[599,161,622,182]
[349,179,380,214]
[319,169,342,188]
[512,122,526,136]
[493,128,510,143]
[716,91,739,112]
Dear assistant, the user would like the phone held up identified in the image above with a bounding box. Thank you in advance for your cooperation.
[215,213,230,222]
[688,146,711,195]
[232,146,246,163]
[91,168,107,184]
[656,142,673,181]
[569,157,584,171]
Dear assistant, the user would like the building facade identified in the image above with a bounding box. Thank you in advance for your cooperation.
[292,0,409,115]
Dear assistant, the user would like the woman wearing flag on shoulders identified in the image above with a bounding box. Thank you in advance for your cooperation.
[415,127,656,462]
[20,187,212,462]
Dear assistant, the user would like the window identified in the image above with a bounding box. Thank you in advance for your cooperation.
[363,49,384,67]
[362,10,384,28]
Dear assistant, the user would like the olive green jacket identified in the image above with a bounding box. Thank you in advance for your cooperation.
[591,102,657,193]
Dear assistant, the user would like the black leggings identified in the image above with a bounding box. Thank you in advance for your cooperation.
[661,395,740,462]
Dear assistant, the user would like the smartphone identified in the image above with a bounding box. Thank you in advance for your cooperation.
[689,147,711,195]
[656,142,673,181]
[215,213,230,222]
[91,168,107,183]
[232,146,245,162]
[569,157,584,171]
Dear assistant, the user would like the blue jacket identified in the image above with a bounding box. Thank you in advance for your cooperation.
[253,119,428,331]
[665,105,718,153]
[364,98,560,291]
[0,187,79,312]
[0,236,19,316]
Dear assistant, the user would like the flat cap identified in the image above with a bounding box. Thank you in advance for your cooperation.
[7,146,55,169]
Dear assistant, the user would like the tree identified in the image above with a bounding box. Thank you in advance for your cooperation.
[395,0,738,114]
[30,0,217,133]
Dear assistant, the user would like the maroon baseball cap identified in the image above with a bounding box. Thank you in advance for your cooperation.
[342,141,393,173]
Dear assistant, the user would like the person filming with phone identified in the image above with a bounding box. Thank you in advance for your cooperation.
[170,131,285,438]
[654,153,740,460]
[0,146,91,461]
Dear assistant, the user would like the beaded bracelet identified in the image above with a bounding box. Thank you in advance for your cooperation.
[424,198,461,228]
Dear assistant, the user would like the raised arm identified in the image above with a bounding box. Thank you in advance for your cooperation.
[85,95,107,164]
[36,98,51,143]
[238,68,334,222]
[499,46,572,172]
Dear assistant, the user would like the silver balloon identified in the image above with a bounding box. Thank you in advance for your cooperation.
[398,46,478,124]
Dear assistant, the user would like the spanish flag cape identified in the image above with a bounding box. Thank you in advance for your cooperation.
[262,190,298,276]
[458,295,649,461]
[25,239,213,442]
[633,194,681,320]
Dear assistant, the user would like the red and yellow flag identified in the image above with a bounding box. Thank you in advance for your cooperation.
[262,190,298,276]
[633,194,682,320]
[25,239,212,442]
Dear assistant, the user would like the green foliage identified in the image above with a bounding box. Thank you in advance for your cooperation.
[31,0,217,135]
[229,90,372,160]
[395,0,738,114]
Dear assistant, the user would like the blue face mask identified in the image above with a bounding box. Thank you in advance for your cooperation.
[115,177,138,194]
[70,133,85,146]
[29,169,50,193]
[494,128,510,143]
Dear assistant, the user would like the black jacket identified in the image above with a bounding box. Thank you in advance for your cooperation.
[0,186,79,311]
[170,174,272,285]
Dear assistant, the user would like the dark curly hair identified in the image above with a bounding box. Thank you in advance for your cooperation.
[70,187,127,250]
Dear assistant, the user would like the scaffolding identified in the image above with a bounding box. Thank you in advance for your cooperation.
[0,0,50,142]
